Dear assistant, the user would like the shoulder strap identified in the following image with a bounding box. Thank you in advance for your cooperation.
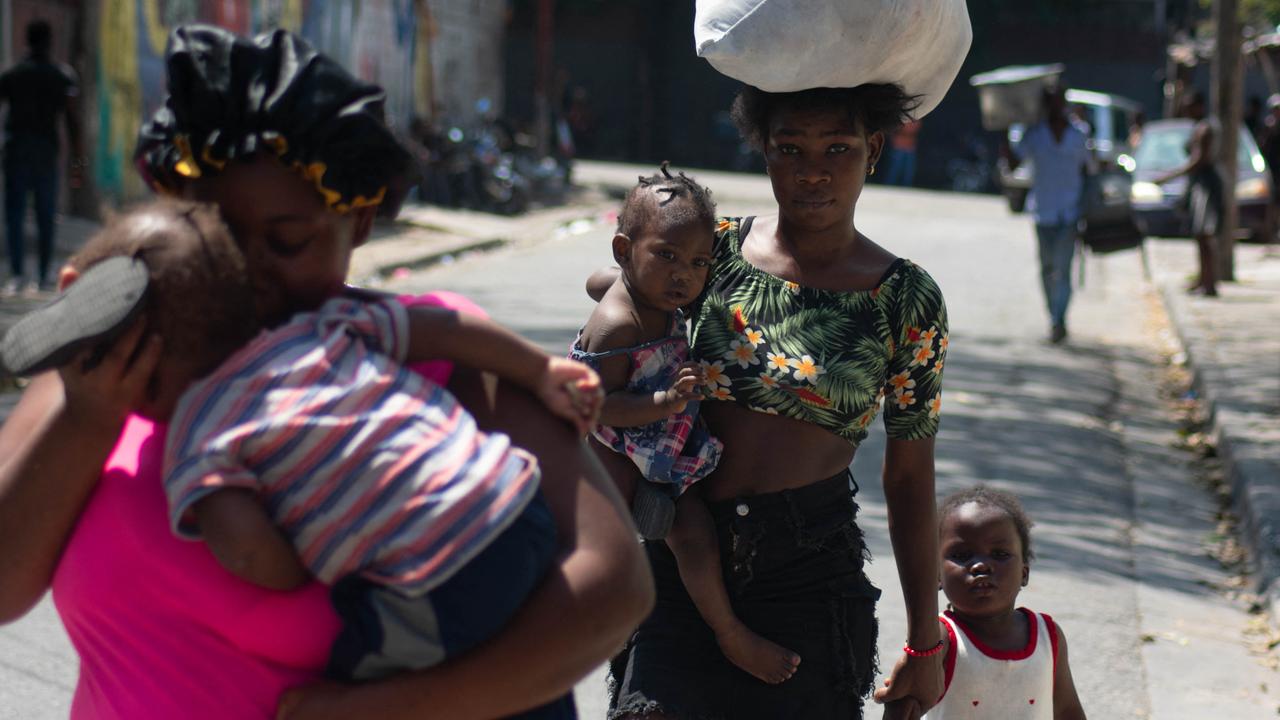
[877,257,908,287]
[723,215,754,256]
[713,216,740,259]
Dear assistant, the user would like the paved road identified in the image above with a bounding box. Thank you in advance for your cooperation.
[382,182,1278,719]
[1,181,1275,718]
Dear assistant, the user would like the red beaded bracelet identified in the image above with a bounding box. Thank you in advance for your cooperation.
[902,639,945,658]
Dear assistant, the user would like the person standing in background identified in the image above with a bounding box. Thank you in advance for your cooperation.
[1245,95,1264,141]
[0,20,83,296]
[1003,86,1094,344]
[884,117,921,187]
[1154,91,1222,297]
[1258,96,1280,203]
[1127,111,1146,152]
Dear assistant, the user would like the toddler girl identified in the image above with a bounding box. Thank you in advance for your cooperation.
[571,165,800,684]
[921,485,1086,719]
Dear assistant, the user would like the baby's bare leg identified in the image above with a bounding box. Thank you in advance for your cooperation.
[588,438,639,507]
[665,491,800,684]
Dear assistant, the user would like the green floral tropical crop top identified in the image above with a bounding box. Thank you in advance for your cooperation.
[688,217,949,447]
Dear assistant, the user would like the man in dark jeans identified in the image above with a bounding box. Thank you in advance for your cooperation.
[1003,87,1094,343]
[0,20,82,296]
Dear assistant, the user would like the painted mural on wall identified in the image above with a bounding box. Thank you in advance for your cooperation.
[96,0,428,201]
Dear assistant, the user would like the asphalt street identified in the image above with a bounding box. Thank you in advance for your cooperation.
[381,181,1279,719]
[0,179,1275,718]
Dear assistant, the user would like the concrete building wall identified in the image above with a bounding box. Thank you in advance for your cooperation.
[423,0,507,123]
[5,0,80,68]
[82,0,503,205]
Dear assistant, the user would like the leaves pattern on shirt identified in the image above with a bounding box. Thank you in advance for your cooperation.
[689,217,948,446]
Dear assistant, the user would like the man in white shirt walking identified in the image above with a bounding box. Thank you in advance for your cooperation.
[1005,87,1094,343]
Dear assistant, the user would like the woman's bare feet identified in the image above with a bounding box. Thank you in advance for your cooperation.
[715,623,801,684]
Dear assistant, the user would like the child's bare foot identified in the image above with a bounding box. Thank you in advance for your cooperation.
[715,624,801,684]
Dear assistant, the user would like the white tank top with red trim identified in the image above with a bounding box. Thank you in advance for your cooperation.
[924,608,1057,719]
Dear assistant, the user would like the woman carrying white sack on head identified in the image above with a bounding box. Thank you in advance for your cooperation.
[605,2,971,719]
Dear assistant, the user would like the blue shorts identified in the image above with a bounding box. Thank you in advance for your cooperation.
[327,489,575,718]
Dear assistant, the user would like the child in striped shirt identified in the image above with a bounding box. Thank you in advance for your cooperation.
[41,200,600,709]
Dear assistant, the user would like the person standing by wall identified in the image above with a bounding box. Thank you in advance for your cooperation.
[0,19,83,296]
[884,117,921,187]
[1003,86,1093,343]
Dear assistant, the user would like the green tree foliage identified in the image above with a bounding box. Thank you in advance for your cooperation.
[1241,0,1280,27]
[1203,0,1280,29]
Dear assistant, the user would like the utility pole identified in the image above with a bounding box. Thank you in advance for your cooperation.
[533,0,555,158]
[70,0,98,218]
[1213,0,1241,282]
[1,0,11,68]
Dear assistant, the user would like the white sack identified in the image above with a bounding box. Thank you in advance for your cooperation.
[694,0,972,119]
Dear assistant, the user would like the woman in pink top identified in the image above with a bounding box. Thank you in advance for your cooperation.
[0,26,651,720]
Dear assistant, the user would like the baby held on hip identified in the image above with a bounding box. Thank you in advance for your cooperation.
[574,165,803,685]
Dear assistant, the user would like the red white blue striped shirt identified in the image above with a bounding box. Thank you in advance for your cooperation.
[164,297,540,596]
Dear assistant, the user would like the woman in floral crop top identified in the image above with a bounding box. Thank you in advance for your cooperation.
[692,218,946,446]
[606,84,949,719]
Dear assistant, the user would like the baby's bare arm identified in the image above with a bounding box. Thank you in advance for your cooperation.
[193,487,310,591]
[405,307,602,433]
[582,290,703,427]
[601,362,703,427]
[405,306,550,390]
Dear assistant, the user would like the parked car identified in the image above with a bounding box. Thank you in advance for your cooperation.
[1128,119,1273,241]
[999,89,1144,213]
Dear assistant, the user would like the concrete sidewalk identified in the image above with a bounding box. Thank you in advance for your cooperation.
[0,195,618,424]
[1146,239,1280,620]
[0,194,615,388]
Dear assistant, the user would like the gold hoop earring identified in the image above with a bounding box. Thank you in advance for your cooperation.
[867,165,876,176]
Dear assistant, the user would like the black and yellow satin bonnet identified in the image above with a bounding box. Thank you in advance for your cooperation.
[135,25,412,215]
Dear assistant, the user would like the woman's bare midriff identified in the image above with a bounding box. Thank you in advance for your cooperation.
[698,402,855,501]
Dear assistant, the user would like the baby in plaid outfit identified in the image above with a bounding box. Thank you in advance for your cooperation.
[572,165,801,686]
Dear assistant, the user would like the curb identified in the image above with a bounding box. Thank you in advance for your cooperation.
[356,192,615,283]
[1152,267,1280,623]
[349,229,507,284]
[373,238,508,278]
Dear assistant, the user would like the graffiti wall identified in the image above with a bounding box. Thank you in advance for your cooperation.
[95,0,432,201]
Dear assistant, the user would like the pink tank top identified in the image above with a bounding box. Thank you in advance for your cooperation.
[50,292,485,719]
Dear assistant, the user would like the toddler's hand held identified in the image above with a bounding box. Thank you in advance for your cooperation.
[873,649,944,716]
[881,697,924,720]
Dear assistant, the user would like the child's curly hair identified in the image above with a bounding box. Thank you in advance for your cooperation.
[616,161,716,239]
[939,485,1035,563]
[69,200,259,380]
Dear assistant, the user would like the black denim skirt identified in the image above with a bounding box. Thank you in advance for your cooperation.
[609,471,881,719]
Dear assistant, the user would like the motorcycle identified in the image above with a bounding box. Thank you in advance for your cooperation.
[469,123,530,216]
